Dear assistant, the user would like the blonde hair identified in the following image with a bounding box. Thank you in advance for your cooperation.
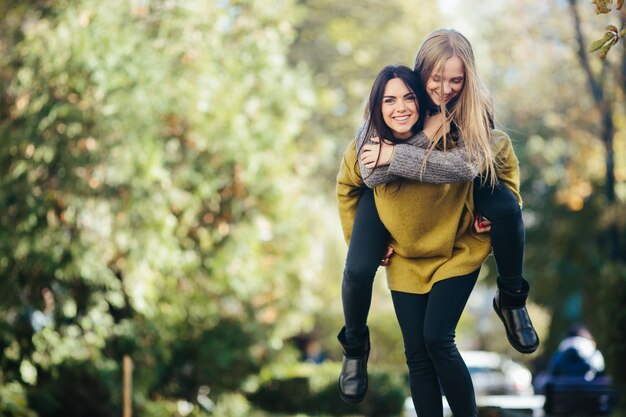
[414,28,497,186]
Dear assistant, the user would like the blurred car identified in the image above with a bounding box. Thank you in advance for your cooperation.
[461,350,534,396]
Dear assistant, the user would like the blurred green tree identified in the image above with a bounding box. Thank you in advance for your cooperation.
[0,0,318,414]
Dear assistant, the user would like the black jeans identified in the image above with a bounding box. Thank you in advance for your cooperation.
[340,178,524,344]
[392,270,479,417]
[341,188,389,344]
[473,176,524,292]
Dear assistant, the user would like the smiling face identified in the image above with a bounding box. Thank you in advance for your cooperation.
[426,55,465,106]
[381,78,419,139]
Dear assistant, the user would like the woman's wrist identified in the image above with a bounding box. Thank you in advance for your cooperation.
[380,141,395,166]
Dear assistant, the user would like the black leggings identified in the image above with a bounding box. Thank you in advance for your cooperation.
[473,177,524,289]
[392,270,479,417]
[341,188,390,344]
[341,177,524,344]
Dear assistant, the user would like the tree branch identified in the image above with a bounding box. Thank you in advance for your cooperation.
[569,0,607,109]
[570,0,619,260]
[618,7,626,100]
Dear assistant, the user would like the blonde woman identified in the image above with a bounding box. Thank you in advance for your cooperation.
[337,30,537,416]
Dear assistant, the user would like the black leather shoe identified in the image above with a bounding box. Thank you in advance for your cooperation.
[337,327,370,403]
[493,279,539,354]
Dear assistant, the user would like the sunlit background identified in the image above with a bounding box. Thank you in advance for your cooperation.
[1,0,624,416]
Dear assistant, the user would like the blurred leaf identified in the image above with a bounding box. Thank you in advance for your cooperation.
[589,32,614,52]
[592,0,612,14]
[589,25,622,58]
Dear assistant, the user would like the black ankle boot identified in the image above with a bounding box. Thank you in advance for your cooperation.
[493,279,539,354]
[337,327,370,403]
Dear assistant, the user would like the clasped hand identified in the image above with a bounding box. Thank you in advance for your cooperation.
[360,137,395,169]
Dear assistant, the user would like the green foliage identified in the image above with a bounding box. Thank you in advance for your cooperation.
[596,263,626,389]
[0,0,318,413]
[160,318,262,398]
[247,362,408,417]
[0,381,37,417]
[27,360,119,417]
[138,398,212,417]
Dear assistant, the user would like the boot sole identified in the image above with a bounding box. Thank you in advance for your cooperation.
[492,298,539,354]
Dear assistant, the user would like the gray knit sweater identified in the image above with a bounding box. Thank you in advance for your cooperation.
[355,125,480,188]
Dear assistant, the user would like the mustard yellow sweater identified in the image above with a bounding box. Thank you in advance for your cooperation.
[336,130,522,294]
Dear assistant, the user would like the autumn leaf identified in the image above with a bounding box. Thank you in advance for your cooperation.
[592,0,612,14]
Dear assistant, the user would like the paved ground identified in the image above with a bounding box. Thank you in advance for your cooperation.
[404,395,546,417]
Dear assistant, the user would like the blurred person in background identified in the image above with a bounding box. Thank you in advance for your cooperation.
[538,325,617,415]
[548,324,605,380]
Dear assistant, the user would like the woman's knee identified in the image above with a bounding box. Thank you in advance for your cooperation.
[405,354,436,377]
[481,192,521,222]
[403,341,434,372]
[343,262,377,288]
[423,328,455,357]
[491,200,521,222]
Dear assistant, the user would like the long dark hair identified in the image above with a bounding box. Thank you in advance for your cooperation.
[362,65,426,147]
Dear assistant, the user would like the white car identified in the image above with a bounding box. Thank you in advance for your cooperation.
[461,350,534,396]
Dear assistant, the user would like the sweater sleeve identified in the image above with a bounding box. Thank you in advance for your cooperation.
[336,139,366,244]
[388,139,481,184]
[354,121,480,187]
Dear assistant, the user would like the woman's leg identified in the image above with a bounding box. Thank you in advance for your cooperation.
[473,177,524,292]
[391,270,479,417]
[424,270,479,417]
[391,290,442,417]
[342,188,390,344]
[339,188,389,403]
[473,177,539,354]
